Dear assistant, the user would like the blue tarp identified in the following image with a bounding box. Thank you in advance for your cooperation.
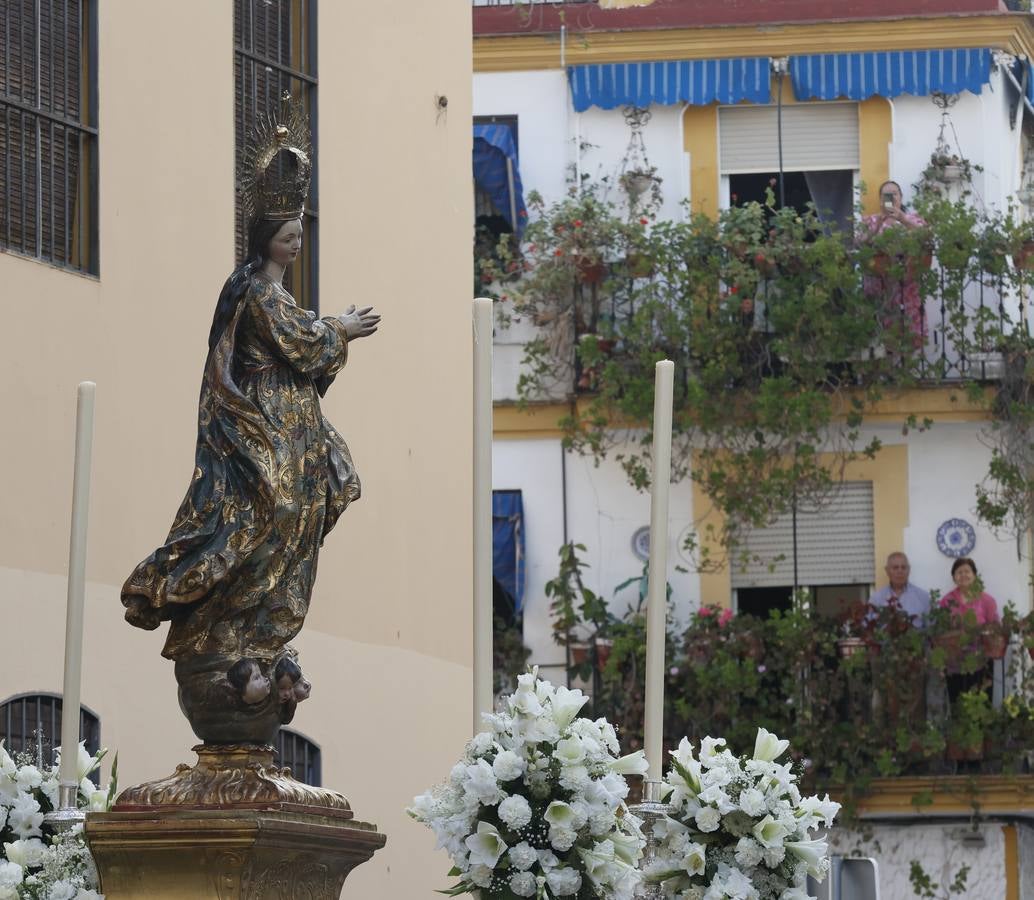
[790,48,992,102]
[492,490,525,612]
[567,58,772,112]
[473,123,527,235]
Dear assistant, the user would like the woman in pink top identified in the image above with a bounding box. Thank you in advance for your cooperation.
[939,557,999,624]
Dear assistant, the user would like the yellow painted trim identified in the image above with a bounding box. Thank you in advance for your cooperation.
[691,444,909,605]
[1004,824,1020,900]
[475,15,1034,72]
[848,775,1034,816]
[859,97,892,216]
[683,104,719,218]
[492,387,992,440]
[682,77,894,217]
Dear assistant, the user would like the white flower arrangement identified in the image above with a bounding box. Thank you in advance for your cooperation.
[0,740,114,900]
[648,728,839,900]
[409,668,648,899]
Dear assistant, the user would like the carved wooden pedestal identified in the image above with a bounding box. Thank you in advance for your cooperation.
[85,807,385,899]
[84,745,386,898]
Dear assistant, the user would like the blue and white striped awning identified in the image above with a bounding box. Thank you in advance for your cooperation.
[790,48,992,101]
[568,58,771,112]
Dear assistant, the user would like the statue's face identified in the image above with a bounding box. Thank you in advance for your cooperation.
[268,218,303,267]
[242,664,271,704]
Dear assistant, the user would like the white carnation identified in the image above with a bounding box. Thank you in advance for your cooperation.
[47,881,78,900]
[498,794,532,829]
[14,765,42,793]
[546,866,583,896]
[492,750,526,782]
[735,836,764,868]
[549,826,578,851]
[695,807,721,832]
[508,841,538,871]
[509,870,537,897]
[468,865,493,888]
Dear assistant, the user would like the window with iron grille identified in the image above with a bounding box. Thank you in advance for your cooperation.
[0,693,101,783]
[275,727,321,786]
[234,0,318,311]
[0,0,98,274]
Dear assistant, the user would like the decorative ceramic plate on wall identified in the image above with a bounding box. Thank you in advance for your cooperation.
[936,518,975,558]
[632,526,651,562]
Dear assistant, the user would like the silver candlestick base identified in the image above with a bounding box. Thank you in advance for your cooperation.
[43,782,85,833]
[630,779,670,899]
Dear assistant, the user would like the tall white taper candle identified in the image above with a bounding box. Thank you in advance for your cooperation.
[644,361,674,782]
[58,381,95,794]
[473,299,494,733]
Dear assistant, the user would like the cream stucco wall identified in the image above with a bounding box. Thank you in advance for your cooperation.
[0,1,472,895]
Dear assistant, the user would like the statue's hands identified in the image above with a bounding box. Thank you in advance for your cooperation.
[338,305,380,340]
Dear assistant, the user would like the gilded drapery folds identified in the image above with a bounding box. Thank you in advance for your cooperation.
[122,274,359,743]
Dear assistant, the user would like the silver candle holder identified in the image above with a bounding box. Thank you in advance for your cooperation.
[630,779,670,899]
[42,782,86,833]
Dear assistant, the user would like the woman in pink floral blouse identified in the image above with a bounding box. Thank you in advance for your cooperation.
[939,557,999,624]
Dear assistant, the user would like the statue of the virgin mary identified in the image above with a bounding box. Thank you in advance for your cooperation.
[121,93,380,744]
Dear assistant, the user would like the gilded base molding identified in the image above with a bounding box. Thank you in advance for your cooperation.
[113,744,352,815]
[85,807,386,900]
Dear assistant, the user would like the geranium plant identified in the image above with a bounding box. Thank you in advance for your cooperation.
[409,669,649,899]
[647,728,839,900]
[0,740,114,900]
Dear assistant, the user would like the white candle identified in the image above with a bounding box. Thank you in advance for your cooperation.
[644,361,674,782]
[59,382,95,794]
[473,299,494,733]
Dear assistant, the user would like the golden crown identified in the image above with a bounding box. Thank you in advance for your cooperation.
[238,91,312,222]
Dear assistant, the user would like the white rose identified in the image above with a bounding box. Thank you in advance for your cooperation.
[553,736,586,767]
[3,838,47,869]
[509,870,537,897]
[498,794,532,829]
[14,766,42,793]
[7,794,43,839]
[0,862,22,888]
[464,759,503,805]
[739,788,767,817]
[492,750,526,782]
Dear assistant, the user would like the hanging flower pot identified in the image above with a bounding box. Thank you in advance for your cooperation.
[594,637,614,670]
[941,164,964,183]
[568,640,591,666]
[1014,239,1034,272]
[837,637,866,658]
[625,252,654,279]
[575,256,607,285]
[619,170,657,203]
[981,626,1008,660]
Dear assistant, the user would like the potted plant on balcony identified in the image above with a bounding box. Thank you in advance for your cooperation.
[947,688,992,762]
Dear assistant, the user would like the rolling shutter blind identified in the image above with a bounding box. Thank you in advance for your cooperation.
[719,102,859,173]
[731,482,875,588]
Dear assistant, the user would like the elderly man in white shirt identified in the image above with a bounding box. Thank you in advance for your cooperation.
[869,552,930,625]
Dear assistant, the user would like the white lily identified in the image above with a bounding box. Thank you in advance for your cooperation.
[550,686,589,728]
[786,838,830,877]
[609,750,649,777]
[753,727,790,763]
[464,820,508,868]
[753,814,790,849]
